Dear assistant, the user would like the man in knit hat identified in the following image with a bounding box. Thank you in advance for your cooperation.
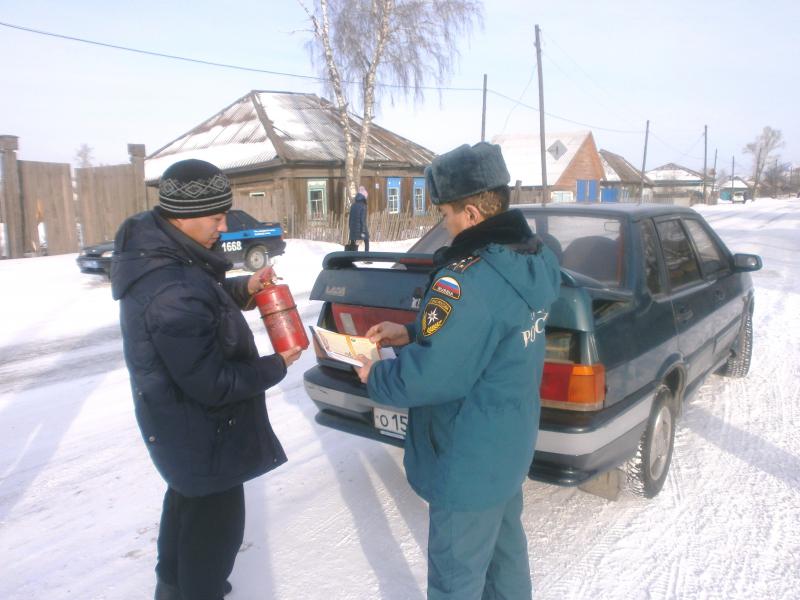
[111,159,303,600]
[355,142,561,599]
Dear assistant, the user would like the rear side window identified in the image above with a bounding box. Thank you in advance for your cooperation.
[683,219,726,277]
[640,220,664,295]
[655,219,702,289]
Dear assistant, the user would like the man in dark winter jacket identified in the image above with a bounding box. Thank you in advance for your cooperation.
[111,159,302,600]
[348,185,369,251]
[355,142,561,599]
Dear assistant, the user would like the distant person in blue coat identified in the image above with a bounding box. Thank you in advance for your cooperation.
[356,142,561,599]
[348,185,369,251]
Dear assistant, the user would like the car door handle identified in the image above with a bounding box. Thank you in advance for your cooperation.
[676,305,694,323]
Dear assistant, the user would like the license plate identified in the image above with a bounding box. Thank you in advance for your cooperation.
[373,407,407,439]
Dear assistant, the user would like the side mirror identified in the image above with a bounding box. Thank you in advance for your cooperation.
[732,253,762,272]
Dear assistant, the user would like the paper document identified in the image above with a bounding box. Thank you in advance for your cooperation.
[310,326,385,367]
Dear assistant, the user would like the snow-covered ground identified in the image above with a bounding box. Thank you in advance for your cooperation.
[1,201,798,599]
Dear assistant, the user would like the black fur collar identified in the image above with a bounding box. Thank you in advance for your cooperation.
[433,209,541,267]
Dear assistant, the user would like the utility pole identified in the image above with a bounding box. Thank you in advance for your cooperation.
[731,156,735,200]
[534,24,548,204]
[711,148,718,201]
[639,120,650,203]
[481,74,487,142]
[702,125,708,203]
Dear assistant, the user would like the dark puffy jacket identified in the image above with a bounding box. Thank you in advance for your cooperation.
[348,194,368,240]
[111,209,287,497]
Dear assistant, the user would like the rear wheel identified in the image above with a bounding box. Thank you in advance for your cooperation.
[625,384,675,498]
[245,245,268,271]
[718,310,753,378]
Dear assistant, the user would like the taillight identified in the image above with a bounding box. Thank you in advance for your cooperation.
[540,362,605,411]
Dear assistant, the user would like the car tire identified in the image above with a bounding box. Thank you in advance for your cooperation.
[718,309,753,378]
[245,245,268,271]
[625,384,675,498]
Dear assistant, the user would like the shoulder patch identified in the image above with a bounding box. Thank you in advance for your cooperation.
[448,256,481,273]
[422,297,453,337]
[432,276,461,300]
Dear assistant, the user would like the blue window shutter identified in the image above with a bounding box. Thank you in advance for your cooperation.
[589,180,598,201]
[577,180,587,201]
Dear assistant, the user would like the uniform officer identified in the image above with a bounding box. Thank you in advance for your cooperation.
[356,142,561,599]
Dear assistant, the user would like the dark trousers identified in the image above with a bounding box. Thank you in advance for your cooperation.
[156,485,245,600]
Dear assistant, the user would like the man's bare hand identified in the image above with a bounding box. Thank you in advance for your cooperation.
[365,321,410,348]
[355,355,374,384]
[279,346,303,367]
[247,266,275,295]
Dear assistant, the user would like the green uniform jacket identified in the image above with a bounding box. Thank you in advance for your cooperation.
[367,210,561,510]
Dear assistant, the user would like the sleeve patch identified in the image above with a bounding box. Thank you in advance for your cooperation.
[432,276,461,300]
[448,256,481,273]
[422,297,453,337]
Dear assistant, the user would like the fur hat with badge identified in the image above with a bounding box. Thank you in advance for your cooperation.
[425,141,510,205]
[158,159,233,218]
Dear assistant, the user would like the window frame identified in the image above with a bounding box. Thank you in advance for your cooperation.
[307,180,327,221]
[387,177,401,214]
[412,177,426,215]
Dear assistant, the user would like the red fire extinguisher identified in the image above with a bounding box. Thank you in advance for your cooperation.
[253,268,309,353]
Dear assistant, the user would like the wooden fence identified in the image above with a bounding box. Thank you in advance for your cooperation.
[295,210,440,246]
[0,137,148,258]
[1,135,437,259]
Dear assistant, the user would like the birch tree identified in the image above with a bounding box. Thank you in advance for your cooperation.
[743,126,784,198]
[299,0,483,203]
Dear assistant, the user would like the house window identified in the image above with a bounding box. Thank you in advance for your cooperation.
[551,190,574,203]
[413,178,425,214]
[307,180,327,220]
[387,177,401,214]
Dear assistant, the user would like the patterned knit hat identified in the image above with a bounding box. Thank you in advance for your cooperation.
[158,159,233,218]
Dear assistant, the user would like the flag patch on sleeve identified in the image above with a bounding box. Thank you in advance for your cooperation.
[422,297,452,337]
[432,276,461,300]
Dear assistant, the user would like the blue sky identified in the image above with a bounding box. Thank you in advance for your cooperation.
[1,0,797,177]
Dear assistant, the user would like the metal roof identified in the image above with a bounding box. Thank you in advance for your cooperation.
[599,149,650,184]
[146,91,435,181]
[492,131,595,187]
[646,162,705,182]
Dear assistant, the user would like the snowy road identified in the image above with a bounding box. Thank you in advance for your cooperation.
[1,201,798,599]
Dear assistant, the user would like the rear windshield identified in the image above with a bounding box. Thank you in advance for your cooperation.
[409,211,627,288]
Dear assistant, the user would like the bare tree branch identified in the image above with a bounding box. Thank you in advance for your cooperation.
[300,0,483,202]
[743,126,784,198]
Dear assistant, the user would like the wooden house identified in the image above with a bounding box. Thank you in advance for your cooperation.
[599,149,652,202]
[492,131,605,203]
[145,91,436,238]
[646,163,712,206]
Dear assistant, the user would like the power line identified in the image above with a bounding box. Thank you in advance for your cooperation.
[488,90,643,134]
[3,19,709,150]
[0,20,481,92]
